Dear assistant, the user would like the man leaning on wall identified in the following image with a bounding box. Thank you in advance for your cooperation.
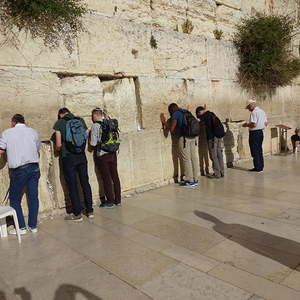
[89,107,121,209]
[160,103,200,187]
[0,114,41,235]
[53,107,94,222]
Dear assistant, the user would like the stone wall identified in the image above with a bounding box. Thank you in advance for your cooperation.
[0,0,299,216]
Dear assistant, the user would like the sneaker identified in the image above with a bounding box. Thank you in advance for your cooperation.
[28,227,38,233]
[191,181,199,186]
[9,227,27,235]
[248,168,257,172]
[114,203,122,207]
[102,203,114,209]
[99,202,106,207]
[180,181,196,187]
[64,214,83,222]
[87,213,95,219]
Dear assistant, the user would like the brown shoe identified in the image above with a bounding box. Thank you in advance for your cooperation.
[64,214,83,222]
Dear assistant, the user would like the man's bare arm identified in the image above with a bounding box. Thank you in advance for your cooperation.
[55,131,62,151]
[242,122,257,128]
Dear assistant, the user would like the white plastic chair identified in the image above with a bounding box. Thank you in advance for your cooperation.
[0,206,21,243]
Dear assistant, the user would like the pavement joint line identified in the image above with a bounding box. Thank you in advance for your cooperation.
[207,262,300,297]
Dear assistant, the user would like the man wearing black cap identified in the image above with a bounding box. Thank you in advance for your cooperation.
[196,106,225,179]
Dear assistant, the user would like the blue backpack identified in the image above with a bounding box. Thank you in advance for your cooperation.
[65,117,87,154]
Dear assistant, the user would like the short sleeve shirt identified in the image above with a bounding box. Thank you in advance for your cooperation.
[53,114,87,157]
[249,107,267,131]
[171,109,187,137]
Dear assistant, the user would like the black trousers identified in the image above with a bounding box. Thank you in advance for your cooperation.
[62,153,93,216]
[249,130,264,171]
[96,152,121,205]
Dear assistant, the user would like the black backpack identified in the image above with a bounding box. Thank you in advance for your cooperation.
[181,110,201,138]
[211,113,225,138]
[96,118,120,153]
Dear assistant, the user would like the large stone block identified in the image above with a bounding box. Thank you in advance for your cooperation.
[60,76,103,118]
[0,68,63,140]
[78,15,154,76]
[152,0,187,30]
[207,39,239,80]
[102,78,138,133]
[130,130,164,188]
[152,29,208,79]
[0,30,78,70]
[138,77,189,130]
[86,0,151,23]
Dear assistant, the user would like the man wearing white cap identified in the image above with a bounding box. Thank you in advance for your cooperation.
[243,100,268,172]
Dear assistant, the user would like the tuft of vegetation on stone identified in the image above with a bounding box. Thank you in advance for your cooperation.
[0,0,88,53]
[213,29,223,40]
[150,34,157,49]
[233,14,300,95]
[131,48,138,58]
[182,19,194,34]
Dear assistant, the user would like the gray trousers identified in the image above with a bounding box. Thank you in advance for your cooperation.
[178,137,200,182]
[208,137,224,178]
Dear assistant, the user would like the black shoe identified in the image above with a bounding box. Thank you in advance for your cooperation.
[207,174,221,179]
[221,174,224,178]
[248,168,257,172]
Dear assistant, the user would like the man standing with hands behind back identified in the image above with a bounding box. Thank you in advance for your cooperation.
[243,99,268,173]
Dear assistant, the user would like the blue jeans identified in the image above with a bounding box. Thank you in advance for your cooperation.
[9,163,40,229]
[62,153,93,216]
[249,130,264,171]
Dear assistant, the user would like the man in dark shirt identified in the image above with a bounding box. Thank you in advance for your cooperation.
[196,106,224,179]
[53,107,93,222]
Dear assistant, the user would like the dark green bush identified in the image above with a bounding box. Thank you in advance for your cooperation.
[233,14,300,95]
[0,0,88,53]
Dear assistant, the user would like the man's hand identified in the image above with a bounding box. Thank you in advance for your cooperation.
[0,149,5,155]
[187,105,192,112]
[242,123,248,128]
[160,113,166,125]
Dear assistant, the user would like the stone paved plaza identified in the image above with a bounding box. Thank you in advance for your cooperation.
[1,155,300,300]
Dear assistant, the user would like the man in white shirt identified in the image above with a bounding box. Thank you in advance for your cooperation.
[243,100,268,172]
[0,114,40,234]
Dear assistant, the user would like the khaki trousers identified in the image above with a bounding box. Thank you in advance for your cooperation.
[178,137,200,182]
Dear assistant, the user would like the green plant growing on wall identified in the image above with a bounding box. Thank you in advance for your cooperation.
[150,34,157,49]
[182,19,194,34]
[131,48,138,58]
[0,0,88,53]
[233,14,300,95]
[213,29,223,40]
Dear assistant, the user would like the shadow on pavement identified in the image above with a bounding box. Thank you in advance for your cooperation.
[1,284,103,300]
[194,210,300,269]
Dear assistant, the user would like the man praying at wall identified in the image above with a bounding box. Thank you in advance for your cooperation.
[0,114,40,235]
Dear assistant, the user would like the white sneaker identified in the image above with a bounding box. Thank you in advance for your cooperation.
[9,228,27,235]
[28,227,38,233]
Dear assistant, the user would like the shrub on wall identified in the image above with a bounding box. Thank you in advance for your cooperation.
[233,14,300,95]
[0,0,88,53]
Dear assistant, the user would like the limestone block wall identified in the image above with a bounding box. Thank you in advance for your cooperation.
[0,0,299,216]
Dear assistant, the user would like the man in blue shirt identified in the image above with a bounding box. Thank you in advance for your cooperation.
[160,103,200,187]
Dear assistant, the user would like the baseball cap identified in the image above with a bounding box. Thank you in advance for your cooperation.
[245,99,256,109]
